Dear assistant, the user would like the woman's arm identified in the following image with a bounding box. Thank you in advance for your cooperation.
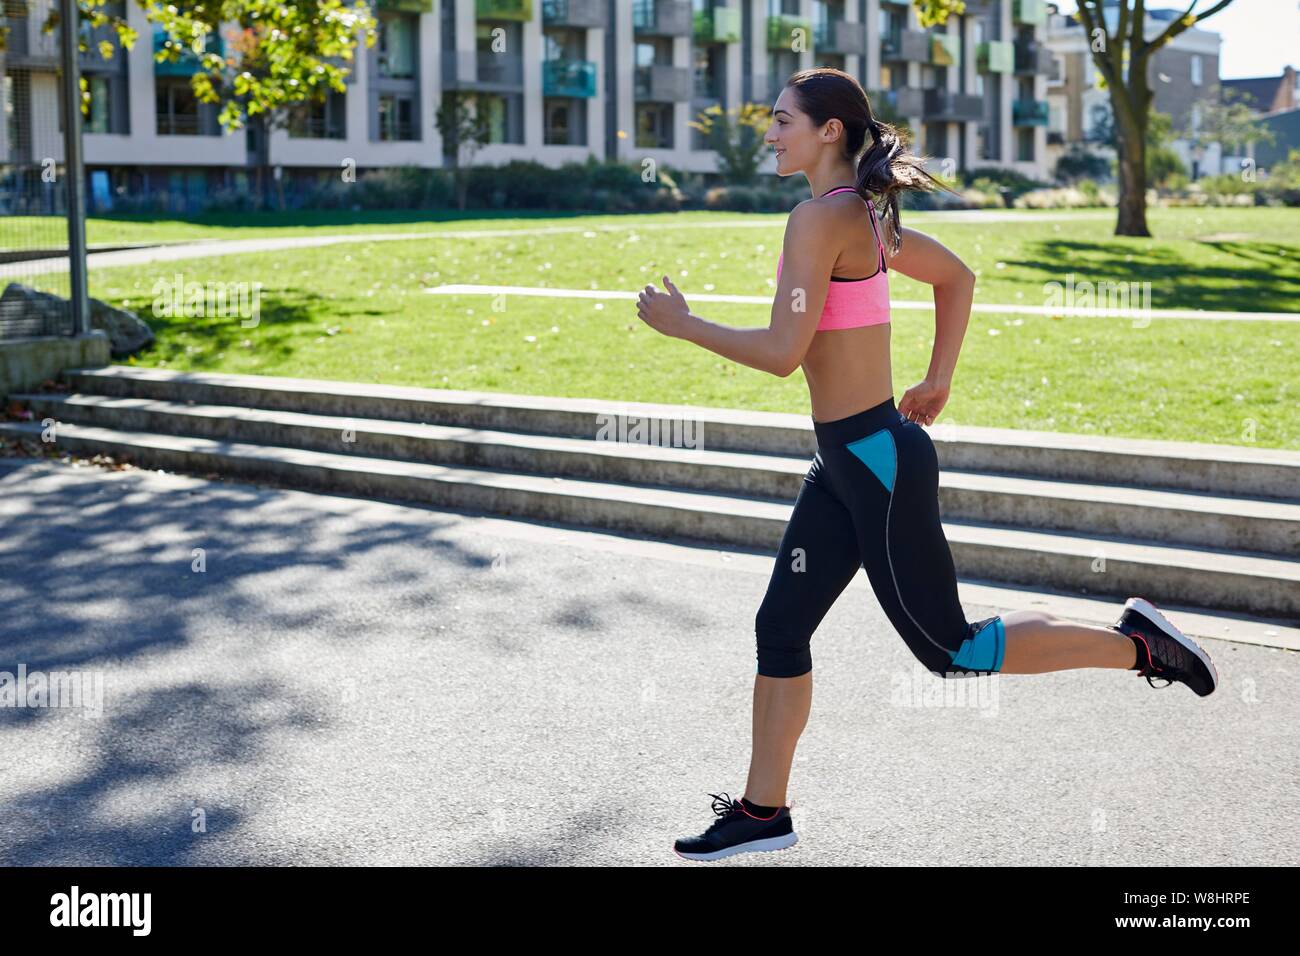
[654,203,835,377]
[885,226,976,390]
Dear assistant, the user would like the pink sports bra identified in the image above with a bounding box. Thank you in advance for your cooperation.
[776,185,890,331]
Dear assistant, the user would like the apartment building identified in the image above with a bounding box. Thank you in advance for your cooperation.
[1043,1,1223,178]
[1,0,1057,211]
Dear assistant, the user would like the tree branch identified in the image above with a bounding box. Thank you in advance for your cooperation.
[1146,0,1235,55]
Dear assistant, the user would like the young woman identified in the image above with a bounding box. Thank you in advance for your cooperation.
[635,68,1218,863]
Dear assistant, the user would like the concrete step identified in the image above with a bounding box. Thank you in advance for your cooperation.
[63,366,1300,501]
[17,392,1300,558]
[3,419,1297,620]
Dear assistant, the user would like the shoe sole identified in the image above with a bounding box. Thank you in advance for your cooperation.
[673,831,799,861]
[1125,596,1219,696]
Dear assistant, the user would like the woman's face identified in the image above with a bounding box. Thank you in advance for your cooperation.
[764,88,811,176]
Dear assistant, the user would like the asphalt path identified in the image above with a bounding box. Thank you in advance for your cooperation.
[1,456,1293,866]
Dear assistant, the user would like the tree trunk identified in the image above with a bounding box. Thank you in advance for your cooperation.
[1115,125,1150,237]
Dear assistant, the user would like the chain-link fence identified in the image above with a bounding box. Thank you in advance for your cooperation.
[1,0,75,338]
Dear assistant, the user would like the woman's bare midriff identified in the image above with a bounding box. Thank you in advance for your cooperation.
[800,323,893,424]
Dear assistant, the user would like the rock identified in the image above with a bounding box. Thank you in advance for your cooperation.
[0,282,153,356]
[89,296,154,356]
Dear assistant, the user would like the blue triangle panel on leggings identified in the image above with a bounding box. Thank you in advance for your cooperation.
[845,430,896,493]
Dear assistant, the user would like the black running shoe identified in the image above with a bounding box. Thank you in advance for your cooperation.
[673,792,798,861]
[1112,596,1218,697]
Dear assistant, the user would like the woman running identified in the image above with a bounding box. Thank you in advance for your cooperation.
[635,68,1218,863]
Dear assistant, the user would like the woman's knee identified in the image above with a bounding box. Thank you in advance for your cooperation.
[908,614,1008,678]
[755,608,813,678]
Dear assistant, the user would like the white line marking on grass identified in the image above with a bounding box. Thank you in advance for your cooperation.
[425,283,1300,322]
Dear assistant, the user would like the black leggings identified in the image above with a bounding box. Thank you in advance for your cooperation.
[755,396,1006,679]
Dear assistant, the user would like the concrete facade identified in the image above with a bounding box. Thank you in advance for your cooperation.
[2,0,1057,208]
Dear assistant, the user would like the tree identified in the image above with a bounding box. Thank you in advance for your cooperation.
[435,92,493,212]
[1073,0,1238,235]
[29,1,378,136]
[687,102,772,186]
[1181,87,1276,177]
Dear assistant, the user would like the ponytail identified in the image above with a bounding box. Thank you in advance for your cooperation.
[785,68,958,254]
[855,112,952,254]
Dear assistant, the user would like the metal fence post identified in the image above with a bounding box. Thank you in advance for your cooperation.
[59,0,89,335]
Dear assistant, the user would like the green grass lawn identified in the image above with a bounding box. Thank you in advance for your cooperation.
[30,206,1300,449]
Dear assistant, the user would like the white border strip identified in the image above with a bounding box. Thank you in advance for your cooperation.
[425,284,1300,322]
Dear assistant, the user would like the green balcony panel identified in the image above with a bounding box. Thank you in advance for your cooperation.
[930,32,960,68]
[1014,0,1047,27]
[377,0,434,12]
[477,0,533,21]
[977,40,1013,73]
[714,7,741,42]
[695,6,741,43]
[543,58,597,97]
[153,27,223,76]
[767,14,812,51]
[1013,98,1049,126]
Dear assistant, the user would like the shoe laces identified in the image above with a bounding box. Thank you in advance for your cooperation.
[1127,624,1186,689]
[704,791,744,830]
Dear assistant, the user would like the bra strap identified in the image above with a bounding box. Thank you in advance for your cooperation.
[866,199,887,273]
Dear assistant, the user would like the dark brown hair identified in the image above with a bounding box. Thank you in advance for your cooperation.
[784,67,955,253]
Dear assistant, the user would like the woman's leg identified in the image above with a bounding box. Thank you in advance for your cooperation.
[835,420,1141,678]
[746,456,862,807]
[999,609,1137,673]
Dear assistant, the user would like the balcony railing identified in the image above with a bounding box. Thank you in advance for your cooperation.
[813,19,865,56]
[542,58,597,97]
[476,0,532,21]
[767,14,812,51]
[632,0,692,37]
[541,0,606,28]
[288,116,346,140]
[634,63,691,101]
[1012,98,1049,126]
[977,40,1013,74]
[876,87,924,117]
[477,52,524,85]
[881,29,928,63]
[693,5,740,44]
[930,32,961,68]
[922,89,984,123]
[1013,0,1047,27]
[1014,39,1056,75]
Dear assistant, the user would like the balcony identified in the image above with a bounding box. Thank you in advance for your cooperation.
[976,40,1013,74]
[633,0,692,37]
[693,5,740,44]
[542,0,606,28]
[543,58,596,97]
[930,32,961,68]
[477,51,524,85]
[153,27,225,77]
[1012,98,1049,126]
[477,0,532,20]
[634,63,691,101]
[376,0,434,10]
[2,10,61,67]
[813,19,865,57]
[881,29,929,63]
[922,89,984,123]
[1013,0,1047,27]
[1014,39,1056,75]
[876,88,924,116]
[766,14,812,51]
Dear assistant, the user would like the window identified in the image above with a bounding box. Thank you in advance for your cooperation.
[1017,126,1033,162]
[290,91,347,139]
[635,103,673,148]
[87,75,111,134]
[378,15,417,79]
[377,93,416,140]
[1190,55,1202,86]
[156,78,208,135]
